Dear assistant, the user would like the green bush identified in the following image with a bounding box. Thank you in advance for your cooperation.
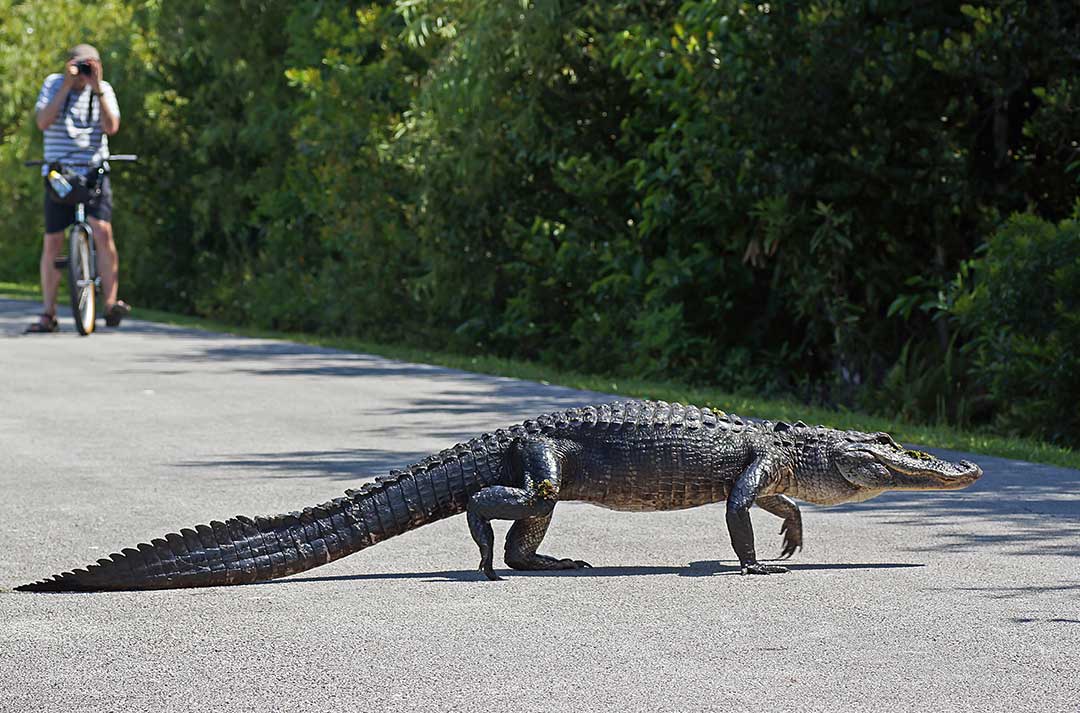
[2,1,1078,444]
[953,213,1080,444]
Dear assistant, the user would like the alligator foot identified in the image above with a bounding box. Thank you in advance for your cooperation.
[506,553,592,571]
[778,519,803,560]
[468,511,503,581]
[756,495,803,561]
[741,562,789,575]
[479,560,503,581]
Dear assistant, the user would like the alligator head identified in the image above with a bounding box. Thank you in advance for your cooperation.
[831,432,983,497]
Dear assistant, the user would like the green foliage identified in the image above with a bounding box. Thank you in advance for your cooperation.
[952,214,1080,444]
[1,0,1077,446]
[870,334,977,428]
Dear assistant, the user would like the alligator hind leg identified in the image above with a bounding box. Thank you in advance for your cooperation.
[467,437,587,580]
[505,513,591,572]
[468,486,556,580]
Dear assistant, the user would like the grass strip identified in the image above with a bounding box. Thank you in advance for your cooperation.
[0,281,40,301]
[4,281,1077,470]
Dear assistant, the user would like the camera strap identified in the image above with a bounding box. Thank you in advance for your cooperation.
[62,86,94,126]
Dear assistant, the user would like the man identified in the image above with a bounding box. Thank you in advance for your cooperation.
[27,43,130,333]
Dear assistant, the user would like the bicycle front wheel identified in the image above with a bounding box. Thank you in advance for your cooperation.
[68,224,96,336]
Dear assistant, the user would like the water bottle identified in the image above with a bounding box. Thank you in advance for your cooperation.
[47,169,72,198]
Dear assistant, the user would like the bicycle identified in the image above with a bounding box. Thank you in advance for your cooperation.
[24,154,137,335]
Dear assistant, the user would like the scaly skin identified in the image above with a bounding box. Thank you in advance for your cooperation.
[16,400,982,591]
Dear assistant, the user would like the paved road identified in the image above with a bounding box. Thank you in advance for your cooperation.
[0,298,1077,712]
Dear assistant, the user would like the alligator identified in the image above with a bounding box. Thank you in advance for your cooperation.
[16,400,982,592]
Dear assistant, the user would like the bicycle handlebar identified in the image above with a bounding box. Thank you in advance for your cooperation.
[24,154,138,167]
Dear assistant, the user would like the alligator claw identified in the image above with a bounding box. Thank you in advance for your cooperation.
[778,539,802,560]
[558,558,592,570]
[778,520,803,560]
[479,561,503,581]
[741,562,789,575]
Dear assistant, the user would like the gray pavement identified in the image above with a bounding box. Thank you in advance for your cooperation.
[0,297,1077,712]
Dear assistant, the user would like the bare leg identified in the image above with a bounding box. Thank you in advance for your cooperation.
[39,231,65,317]
[88,217,118,307]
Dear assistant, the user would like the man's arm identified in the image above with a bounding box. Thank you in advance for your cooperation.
[35,62,77,131]
[89,61,120,136]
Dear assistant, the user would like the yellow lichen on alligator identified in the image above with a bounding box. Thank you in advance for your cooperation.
[17,400,982,591]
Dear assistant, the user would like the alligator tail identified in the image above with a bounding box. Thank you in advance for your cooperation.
[17,442,507,592]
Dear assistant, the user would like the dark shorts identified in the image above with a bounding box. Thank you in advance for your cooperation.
[43,175,113,234]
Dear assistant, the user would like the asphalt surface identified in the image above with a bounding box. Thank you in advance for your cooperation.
[0,297,1077,712]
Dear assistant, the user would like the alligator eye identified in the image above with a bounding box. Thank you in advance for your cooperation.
[904,449,933,461]
[871,432,903,450]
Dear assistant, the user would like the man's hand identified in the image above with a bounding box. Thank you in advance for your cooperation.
[62,58,79,88]
[88,59,103,93]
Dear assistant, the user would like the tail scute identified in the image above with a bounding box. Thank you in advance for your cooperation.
[17,438,503,592]
[14,507,330,592]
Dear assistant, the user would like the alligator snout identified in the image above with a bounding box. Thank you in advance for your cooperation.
[951,460,983,486]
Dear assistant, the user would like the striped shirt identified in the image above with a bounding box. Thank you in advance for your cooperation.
[34,73,120,176]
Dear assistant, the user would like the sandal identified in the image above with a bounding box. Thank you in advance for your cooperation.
[25,314,59,333]
[104,300,131,327]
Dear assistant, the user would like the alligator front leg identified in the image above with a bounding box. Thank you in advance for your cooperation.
[467,437,588,580]
[727,455,791,575]
[756,494,803,560]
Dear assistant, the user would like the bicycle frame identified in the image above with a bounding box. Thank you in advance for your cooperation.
[70,202,99,291]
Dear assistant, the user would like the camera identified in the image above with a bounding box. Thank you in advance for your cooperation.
[77,62,92,76]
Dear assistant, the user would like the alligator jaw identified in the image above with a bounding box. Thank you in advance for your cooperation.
[876,454,983,491]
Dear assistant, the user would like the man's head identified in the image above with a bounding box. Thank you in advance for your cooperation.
[67,44,100,88]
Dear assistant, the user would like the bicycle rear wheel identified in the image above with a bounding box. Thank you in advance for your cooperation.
[68,224,96,335]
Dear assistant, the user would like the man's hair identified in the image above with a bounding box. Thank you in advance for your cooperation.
[68,44,100,62]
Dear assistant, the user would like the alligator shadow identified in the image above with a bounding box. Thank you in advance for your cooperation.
[680,560,925,576]
[269,560,925,586]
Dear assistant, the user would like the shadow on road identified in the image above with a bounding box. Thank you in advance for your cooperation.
[927,583,1080,600]
[178,448,432,483]
[1010,617,1080,625]
[130,335,596,401]
[268,560,925,587]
